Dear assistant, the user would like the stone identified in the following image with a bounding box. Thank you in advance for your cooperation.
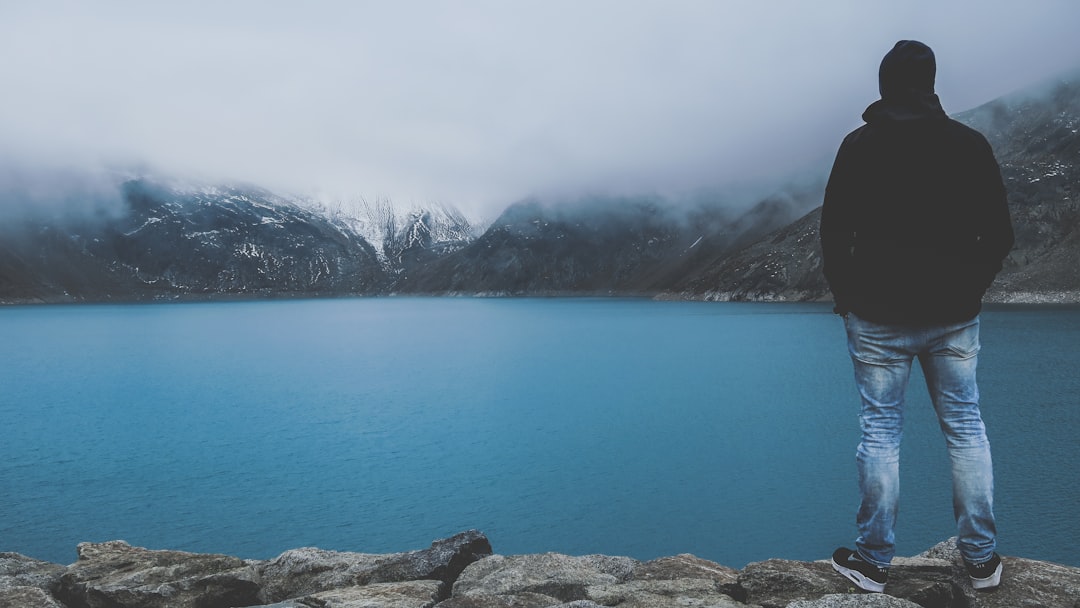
[787,594,923,608]
[969,555,1080,608]
[576,553,746,608]
[55,540,262,608]
[450,553,638,603]
[0,586,67,608]
[632,553,739,584]
[585,578,746,607]
[914,537,962,562]
[737,559,852,607]
[17,534,1080,608]
[258,530,492,604]
[0,552,65,592]
[250,580,443,608]
[433,592,562,608]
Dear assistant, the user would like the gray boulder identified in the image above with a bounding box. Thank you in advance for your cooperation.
[449,553,638,604]
[249,580,444,608]
[736,541,1080,607]
[0,552,67,608]
[433,591,569,607]
[633,553,739,583]
[737,559,853,607]
[445,552,747,608]
[55,540,262,608]
[257,530,491,604]
[0,586,67,608]
[911,538,1080,608]
[584,553,745,608]
[787,595,923,608]
[584,578,746,607]
[0,552,65,593]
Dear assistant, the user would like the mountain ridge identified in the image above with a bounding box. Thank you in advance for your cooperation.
[2,69,1078,304]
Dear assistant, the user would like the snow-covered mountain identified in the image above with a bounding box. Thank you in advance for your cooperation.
[306,197,481,270]
[0,178,386,302]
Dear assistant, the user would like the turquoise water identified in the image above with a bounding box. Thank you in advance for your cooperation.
[1,298,1077,568]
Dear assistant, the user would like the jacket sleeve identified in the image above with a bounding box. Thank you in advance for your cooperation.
[820,138,860,315]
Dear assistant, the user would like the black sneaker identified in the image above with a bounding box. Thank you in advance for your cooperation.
[831,547,888,593]
[965,552,1002,590]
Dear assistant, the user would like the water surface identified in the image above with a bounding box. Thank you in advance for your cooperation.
[1,298,1076,568]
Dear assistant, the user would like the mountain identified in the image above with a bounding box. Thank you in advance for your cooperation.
[312,197,479,272]
[2,69,1078,304]
[390,186,822,296]
[0,179,386,303]
[664,70,1080,303]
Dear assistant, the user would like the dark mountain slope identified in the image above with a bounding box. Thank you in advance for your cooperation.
[391,185,822,296]
[391,197,686,295]
[0,179,386,303]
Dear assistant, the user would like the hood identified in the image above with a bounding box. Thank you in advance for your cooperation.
[863,40,947,123]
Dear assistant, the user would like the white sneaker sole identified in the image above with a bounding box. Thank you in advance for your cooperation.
[832,558,886,593]
[970,561,1003,590]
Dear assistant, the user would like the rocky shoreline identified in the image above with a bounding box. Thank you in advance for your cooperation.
[2,532,1078,608]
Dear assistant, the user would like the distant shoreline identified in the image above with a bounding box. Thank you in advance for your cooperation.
[4,290,1080,307]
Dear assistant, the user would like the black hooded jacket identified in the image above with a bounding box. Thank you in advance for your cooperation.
[820,41,1014,325]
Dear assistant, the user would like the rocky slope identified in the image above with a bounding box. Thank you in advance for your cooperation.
[2,532,1078,608]
[390,187,821,296]
[0,179,387,303]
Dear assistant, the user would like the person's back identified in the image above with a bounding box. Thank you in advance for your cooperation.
[821,40,1014,594]
[821,41,1014,325]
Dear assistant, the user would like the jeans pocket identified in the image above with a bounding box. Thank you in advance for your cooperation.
[942,320,981,359]
[847,315,908,365]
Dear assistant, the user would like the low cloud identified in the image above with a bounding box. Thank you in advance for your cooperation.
[0,160,126,226]
[2,1,1079,217]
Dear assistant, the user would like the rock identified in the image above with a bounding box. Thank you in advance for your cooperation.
[581,553,746,608]
[0,553,65,593]
[55,540,262,608]
[0,585,67,608]
[257,530,492,604]
[914,537,963,562]
[445,552,745,608]
[915,538,1080,607]
[585,578,747,607]
[18,534,1080,608]
[787,594,923,608]
[449,553,638,603]
[632,553,739,584]
[249,580,443,608]
[737,559,853,607]
[433,591,568,607]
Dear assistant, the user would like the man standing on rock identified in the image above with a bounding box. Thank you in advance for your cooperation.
[820,40,1014,593]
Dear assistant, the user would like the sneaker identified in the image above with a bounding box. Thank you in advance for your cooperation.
[831,547,888,593]
[965,552,1002,590]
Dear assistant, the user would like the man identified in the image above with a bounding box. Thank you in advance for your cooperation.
[820,40,1014,593]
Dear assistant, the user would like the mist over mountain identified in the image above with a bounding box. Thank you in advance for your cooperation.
[0,179,386,303]
[1,68,1078,304]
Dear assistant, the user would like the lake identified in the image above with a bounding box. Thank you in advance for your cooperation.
[1,298,1077,569]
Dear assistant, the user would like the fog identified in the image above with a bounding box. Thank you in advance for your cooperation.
[3,1,1080,216]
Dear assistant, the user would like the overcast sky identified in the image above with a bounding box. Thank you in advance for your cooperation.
[3,1,1080,215]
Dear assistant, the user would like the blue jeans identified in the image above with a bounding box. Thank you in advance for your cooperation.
[844,312,997,568]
